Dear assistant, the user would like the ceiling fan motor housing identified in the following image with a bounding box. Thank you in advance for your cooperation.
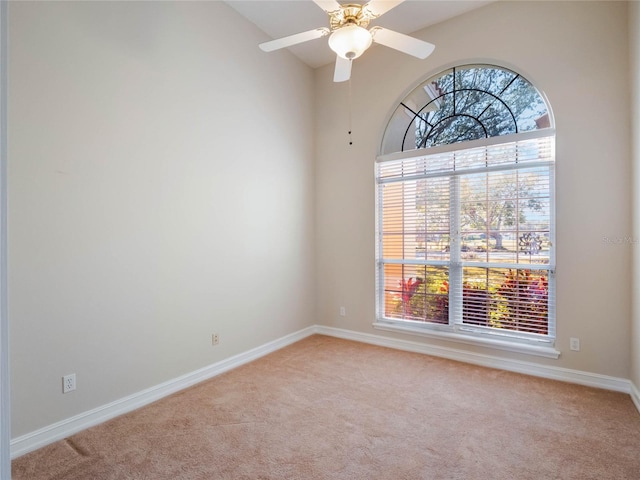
[328,4,373,31]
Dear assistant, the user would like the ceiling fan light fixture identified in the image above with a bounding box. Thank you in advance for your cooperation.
[328,24,372,60]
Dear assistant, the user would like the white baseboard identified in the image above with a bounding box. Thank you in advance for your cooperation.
[315,325,632,394]
[10,326,317,459]
[11,324,638,459]
[631,382,640,415]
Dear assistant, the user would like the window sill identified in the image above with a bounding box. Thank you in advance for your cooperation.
[372,321,561,359]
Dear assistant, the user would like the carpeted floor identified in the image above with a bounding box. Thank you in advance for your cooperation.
[12,335,640,479]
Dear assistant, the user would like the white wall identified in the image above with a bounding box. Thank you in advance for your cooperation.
[315,1,631,377]
[9,1,316,437]
[631,0,640,391]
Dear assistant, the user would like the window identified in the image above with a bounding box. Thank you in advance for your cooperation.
[375,65,556,356]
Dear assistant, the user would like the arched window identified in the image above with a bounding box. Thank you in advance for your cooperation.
[375,64,557,356]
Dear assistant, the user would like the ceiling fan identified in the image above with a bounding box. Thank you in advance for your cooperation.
[258,0,435,82]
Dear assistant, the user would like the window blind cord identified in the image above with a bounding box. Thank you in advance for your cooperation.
[348,73,353,146]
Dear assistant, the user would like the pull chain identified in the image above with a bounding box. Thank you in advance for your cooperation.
[348,72,353,146]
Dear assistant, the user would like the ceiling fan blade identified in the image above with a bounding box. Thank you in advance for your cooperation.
[363,0,405,17]
[259,27,330,52]
[312,0,341,13]
[334,55,352,83]
[371,27,435,59]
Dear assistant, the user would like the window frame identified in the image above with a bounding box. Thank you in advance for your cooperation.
[375,65,558,358]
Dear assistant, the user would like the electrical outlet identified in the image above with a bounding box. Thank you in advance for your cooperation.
[62,374,76,394]
[570,337,580,351]
[212,333,219,346]
[339,306,346,317]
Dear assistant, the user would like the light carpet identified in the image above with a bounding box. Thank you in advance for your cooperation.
[12,335,640,479]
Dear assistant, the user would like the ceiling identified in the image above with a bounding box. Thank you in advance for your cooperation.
[225,0,493,69]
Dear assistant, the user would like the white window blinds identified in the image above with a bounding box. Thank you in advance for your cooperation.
[376,133,555,342]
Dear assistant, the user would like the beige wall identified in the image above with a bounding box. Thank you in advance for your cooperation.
[8,1,316,437]
[315,1,632,377]
[631,0,640,390]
